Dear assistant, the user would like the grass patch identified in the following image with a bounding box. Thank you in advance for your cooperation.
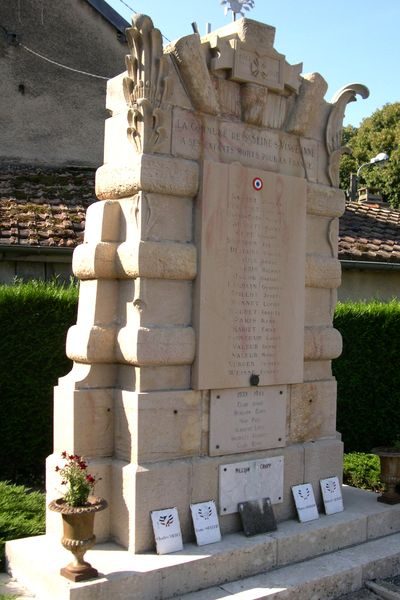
[0,481,45,572]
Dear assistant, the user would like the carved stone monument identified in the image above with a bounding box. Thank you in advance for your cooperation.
[46,14,368,553]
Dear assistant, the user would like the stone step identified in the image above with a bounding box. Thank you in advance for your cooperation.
[5,486,400,600]
[179,533,400,599]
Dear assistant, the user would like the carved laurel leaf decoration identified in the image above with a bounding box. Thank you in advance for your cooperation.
[325,83,369,187]
[123,14,170,153]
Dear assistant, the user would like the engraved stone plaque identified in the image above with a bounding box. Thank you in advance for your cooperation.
[219,456,284,515]
[172,108,315,179]
[194,161,306,390]
[209,386,286,456]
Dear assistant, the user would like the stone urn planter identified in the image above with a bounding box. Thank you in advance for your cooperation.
[372,447,400,504]
[49,496,107,581]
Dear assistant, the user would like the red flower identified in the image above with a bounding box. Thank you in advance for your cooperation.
[86,474,95,484]
[61,451,67,458]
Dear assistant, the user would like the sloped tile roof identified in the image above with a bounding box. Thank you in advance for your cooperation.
[339,201,400,264]
[2,175,400,265]
[0,166,96,248]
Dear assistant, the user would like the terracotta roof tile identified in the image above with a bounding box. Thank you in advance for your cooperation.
[0,166,96,248]
[339,201,400,264]
[3,172,400,267]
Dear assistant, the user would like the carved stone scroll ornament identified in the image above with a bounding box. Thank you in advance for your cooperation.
[325,83,369,187]
[123,14,171,153]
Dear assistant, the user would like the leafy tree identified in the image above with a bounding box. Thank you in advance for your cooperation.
[339,102,400,207]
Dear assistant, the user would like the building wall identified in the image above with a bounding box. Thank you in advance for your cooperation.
[0,251,73,283]
[339,267,400,302]
[0,0,127,168]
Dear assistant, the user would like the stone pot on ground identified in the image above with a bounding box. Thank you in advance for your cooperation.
[372,447,400,504]
[48,496,107,581]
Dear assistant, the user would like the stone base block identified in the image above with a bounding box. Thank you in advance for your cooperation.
[7,487,400,600]
[110,438,342,552]
[114,389,206,462]
[288,379,337,443]
[53,387,114,457]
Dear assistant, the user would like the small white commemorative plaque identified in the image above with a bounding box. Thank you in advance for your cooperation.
[291,483,319,523]
[150,507,183,554]
[219,456,284,515]
[210,386,287,456]
[190,500,221,546]
[320,476,344,515]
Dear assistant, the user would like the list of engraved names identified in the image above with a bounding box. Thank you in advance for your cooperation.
[194,161,306,390]
[209,387,286,455]
[227,180,282,380]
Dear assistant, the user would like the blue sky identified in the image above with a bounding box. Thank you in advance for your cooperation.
[107,0,400,127]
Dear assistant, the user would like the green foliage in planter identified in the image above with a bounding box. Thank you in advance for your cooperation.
[343,453,383,492]
[0,280,78,485]
[333,300,400,452]
[0,481,45,571]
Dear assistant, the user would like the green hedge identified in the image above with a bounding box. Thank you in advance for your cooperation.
[333,300,400,453]
[1,282,400,482]
[0,280,78,485]
[343,452,383,491]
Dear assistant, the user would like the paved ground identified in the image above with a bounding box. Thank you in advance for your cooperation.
[0,573,35,599]
[1,573,399,599]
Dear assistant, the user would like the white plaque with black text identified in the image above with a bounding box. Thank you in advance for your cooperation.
[320,477,344,515]
[190,500,221,546]
[151,507,183,554]
[219,456,284,515]
[210,386,286,455]
[292,484,319,523]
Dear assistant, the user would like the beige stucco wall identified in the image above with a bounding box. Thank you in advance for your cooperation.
[0,0,127,167]
[339,266,400,302]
